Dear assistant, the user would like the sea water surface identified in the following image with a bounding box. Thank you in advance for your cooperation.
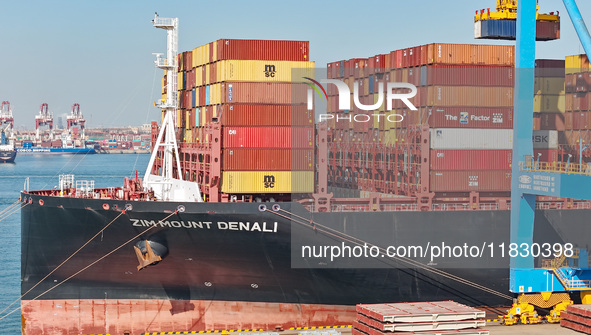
[0,153,150,334]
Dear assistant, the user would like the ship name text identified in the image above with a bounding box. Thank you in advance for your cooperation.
[130,219,278,233]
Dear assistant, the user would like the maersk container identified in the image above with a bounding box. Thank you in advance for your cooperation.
[430,128,513,150]
[221,171,314,193]
[222,126,314,149]
[532,130,558,149]
[222,149,314,171]
[430,150,512,170]
[430,170,512,192]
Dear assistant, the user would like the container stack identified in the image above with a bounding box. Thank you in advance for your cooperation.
[327,43,517,196]
[561,304,591,334]
[172,39,316,196]
[564,54,591,151]
[353,301,487,335]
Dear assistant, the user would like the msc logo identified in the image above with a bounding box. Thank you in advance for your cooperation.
[263,175,275,188]
[264,65,276,77]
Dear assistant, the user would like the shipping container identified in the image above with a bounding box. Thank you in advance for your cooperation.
[430,128,513,149]
[221,171,314,193]
[533,94,565,113]
[475,20,560,41]
[420,86,514,107]
[222,126,314,148]
[430,170,512,192]
[532,130,559,149]
[419,65,514,87]
[216,39,309,61]
[418,107,513,128]
[430,150,512,170]
[535,59,566,78]
[215,60,314,83]
[219,104,313,126]
[426,43,514,66]
[220,82,307,104]
[534,77,565,96]
[534,149,560,163]
[539,112,565,130]
[222,149,314,170]
[565,111,591,129]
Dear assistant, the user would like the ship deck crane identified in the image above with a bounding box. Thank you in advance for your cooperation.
[482,0,591,325]
[66,103,85,140]
[35,103,53,141]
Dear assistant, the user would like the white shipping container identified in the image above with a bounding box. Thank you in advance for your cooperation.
[430,128,513,150]
[532,130,558,149]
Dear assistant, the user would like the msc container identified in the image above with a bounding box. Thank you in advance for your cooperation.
[219,104,313,126]
[216,39,309,61]
[222,149,314,171]
[430,150,512,170]
[222,126,314,148]
[430,170,512,192]
[430,128,513,150]
[419,107,513,128]
[420,86,514,107]
[220,82,307,105]
[216,60,315,83]
[419,65,514,87]
[534,77,565,96]
[221,171,314,193]
[533,94,565,113]
[426,43,515,66]
[532,130,558,149]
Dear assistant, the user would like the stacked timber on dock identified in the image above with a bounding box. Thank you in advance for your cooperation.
[562,304,591,334]
[353,301,488,335]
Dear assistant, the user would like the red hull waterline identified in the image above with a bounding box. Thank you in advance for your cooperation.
[21,299,355,335]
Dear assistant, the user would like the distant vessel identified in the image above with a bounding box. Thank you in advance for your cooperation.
[0,130,16,163]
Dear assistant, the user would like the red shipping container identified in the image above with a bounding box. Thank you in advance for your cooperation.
[573,93,590,111]
[219,104,312,126]
[209,62,217,84]
[536,20,561,41]
[566,74,577,93]
[535,59,565,78]
[220,82,307,105]
[421,65,514,87]
[417,107,513,128]
[540,112,565,130]
[222,126,314,148]
[407,67,420,86]
[430,150,512,170]
[216,39,309,61]
[570,111,591,129]
[533,113,541,130]
[222,148,314,171]
[534,149,559,163]
[184,51,192,71]
[209,42,214,63]
[430,170,512,192]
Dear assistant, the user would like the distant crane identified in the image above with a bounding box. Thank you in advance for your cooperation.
[35,103,53,141]
[66,103,86,140]
[0,101,14,138]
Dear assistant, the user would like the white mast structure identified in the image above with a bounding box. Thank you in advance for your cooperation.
[144,14,203,202]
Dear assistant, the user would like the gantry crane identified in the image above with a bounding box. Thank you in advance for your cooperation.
[479,0,591,325]
[0,101,14,138]
[66,103,86,140]
[35,103,53,141]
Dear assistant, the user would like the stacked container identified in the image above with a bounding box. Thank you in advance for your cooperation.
[173,39,315,194]
[327,43,517,195]
[564,54,591,149]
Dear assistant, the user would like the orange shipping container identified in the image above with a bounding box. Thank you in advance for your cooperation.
[420,86,514,107]
[219,104,313,126]
[222,149,314,170]
[426,43,515,66]
[220,82,307,104]
[430,170,512,192]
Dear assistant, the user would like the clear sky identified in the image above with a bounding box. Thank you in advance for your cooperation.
[1,0,590,130]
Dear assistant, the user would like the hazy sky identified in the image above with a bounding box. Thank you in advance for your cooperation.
[1,0,590,129]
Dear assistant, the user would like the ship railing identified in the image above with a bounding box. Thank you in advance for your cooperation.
[519,161,591,175]
[152,17,175,27]
[567,279,591,289]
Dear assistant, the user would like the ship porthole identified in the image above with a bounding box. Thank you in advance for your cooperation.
[125,204,133,211]
[103,203,110,210]
[258,204,267,212]
[272,204,280,212]
[177,205,185,213]
[38,199,44,206]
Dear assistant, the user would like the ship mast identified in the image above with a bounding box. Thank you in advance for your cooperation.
[144,14,203,202]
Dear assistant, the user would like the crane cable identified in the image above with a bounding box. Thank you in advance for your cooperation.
[0,210,178,321]
[270,207,514,302]
[0,210,126,318]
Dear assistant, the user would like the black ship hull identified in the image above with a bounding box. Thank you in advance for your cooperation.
[20,193,591,334]
[0,149,16,163]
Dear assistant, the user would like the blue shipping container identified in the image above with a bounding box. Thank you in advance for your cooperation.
[205,85,210,105]
[192,88,196,108]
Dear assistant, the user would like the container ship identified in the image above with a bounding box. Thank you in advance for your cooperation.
[19,15,591,335]
[15,103,96,155]
[0,101,16,163]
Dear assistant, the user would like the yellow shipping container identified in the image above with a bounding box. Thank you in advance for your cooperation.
[177,72,184,90]
[534,77,565,96]
[177,110,183,127]
[212,105,217,118]
[534,94,565,113]
[185,128,192,142]
[195,66,203,87]
[566,55,578,74]
[192,47,198,68]
[221,171,314,193]
[201,107,207,126]
[213,83,221,105]
[216,60,315,83]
